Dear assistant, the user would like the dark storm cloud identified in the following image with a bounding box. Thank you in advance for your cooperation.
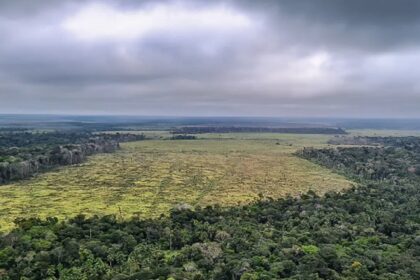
[0,0,420,117]
[238,0,420,52]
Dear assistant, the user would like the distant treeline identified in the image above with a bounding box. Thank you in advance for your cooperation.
[172,126,347,134]
[0,132,145,184]
[170,134,197,140]
[299,136,420,182]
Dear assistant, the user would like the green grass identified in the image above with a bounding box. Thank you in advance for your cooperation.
[0,133,354,231]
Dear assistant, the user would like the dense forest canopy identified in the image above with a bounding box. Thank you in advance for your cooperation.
[0,136,419,279]
[0,132,145,184]
[300,136,420,182]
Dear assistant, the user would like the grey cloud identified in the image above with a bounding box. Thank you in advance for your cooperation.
[236,0,420,51]
[0,0,420,117]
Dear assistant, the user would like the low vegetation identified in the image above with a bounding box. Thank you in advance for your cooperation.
[0,134,352,231]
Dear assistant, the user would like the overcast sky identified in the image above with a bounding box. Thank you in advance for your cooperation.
[1,0,420,117]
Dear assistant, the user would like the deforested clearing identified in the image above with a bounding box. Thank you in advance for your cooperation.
[0,134,353,231]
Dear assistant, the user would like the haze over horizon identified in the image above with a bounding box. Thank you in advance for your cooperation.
[1,0,420,118]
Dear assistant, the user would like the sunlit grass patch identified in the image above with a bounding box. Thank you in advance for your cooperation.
[0,133,354,231]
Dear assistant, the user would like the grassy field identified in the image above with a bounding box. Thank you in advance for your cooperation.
[0,133,354,231]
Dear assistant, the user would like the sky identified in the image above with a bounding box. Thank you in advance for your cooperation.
[1,0,420,117]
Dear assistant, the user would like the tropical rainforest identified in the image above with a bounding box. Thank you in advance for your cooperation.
[0,132,145,184]
[0,135,419,279]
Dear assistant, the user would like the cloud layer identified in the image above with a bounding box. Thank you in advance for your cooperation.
[1,0,420,117]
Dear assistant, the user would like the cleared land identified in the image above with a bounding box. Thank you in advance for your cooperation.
[0,134,353,231]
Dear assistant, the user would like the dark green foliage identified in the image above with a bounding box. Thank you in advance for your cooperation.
[1,182,419,279]
[170,134,197,140]
[299,136,420,182]
[0,136,419,279]
[0,132,145,184]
